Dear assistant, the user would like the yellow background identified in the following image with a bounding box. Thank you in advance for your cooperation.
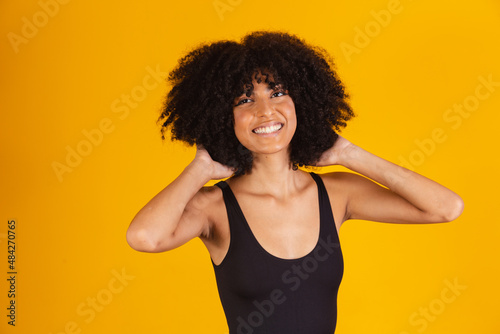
[1,0,499,333]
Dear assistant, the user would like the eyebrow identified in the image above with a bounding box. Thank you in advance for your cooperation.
[232,84,287,107]
[237,82,284,98]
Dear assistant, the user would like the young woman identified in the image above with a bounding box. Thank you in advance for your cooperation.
[126,31,464,333]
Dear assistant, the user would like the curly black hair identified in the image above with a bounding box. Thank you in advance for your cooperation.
[158,31,355,176]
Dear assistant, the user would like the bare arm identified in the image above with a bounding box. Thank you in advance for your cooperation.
[126,147,234,253]
[317,136,464,224]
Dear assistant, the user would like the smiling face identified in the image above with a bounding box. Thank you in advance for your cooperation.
[232,72,297,157]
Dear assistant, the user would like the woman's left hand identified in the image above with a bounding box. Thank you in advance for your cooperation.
[315,135,356,167]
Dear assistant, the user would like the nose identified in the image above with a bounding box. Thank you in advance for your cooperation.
[255,98,275,118]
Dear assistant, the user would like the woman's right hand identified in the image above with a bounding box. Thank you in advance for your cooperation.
[190,145,235,180]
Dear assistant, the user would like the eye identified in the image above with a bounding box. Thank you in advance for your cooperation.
[234,98,252,106]
[272,91,287,98]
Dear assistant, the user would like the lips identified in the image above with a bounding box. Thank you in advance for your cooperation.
[252,122,283,134]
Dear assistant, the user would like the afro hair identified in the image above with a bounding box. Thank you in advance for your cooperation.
[158,31,355,175]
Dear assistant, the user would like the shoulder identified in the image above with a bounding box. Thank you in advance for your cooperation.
[319,171,374,190]
[189,183,224,208]
[187,183,227,240]
[319,171,382,203]
[317,171,357,189]
[314,171,370,226]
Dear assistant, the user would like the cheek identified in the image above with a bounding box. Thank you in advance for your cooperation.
[285,104,297,130]
[232,112,250,143]
[233,112,246,132]
[283,98,296,116]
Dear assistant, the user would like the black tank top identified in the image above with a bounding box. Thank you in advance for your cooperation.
[213,172,344,334]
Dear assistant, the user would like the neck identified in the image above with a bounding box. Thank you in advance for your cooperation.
[238,150,303,199]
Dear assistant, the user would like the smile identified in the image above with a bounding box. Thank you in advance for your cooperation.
[252,123,283,134]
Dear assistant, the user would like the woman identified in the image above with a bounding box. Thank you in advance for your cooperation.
[126,31,464,333]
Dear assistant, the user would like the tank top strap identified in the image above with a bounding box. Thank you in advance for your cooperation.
[309,172,338,238]
[214,180,248,238]
[214,180,228,191]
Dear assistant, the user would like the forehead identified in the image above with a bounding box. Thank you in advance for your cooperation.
[240,70,281,96]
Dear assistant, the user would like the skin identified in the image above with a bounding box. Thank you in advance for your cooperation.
[126,78,465,266]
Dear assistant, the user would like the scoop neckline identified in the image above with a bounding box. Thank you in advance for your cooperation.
[224,172,322,262]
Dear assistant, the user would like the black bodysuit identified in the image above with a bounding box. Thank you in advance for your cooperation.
[213,172,344,334]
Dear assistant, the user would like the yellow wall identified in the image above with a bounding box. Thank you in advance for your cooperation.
[1,0,499,333]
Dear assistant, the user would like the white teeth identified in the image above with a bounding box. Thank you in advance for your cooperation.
[253,124,283,134]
